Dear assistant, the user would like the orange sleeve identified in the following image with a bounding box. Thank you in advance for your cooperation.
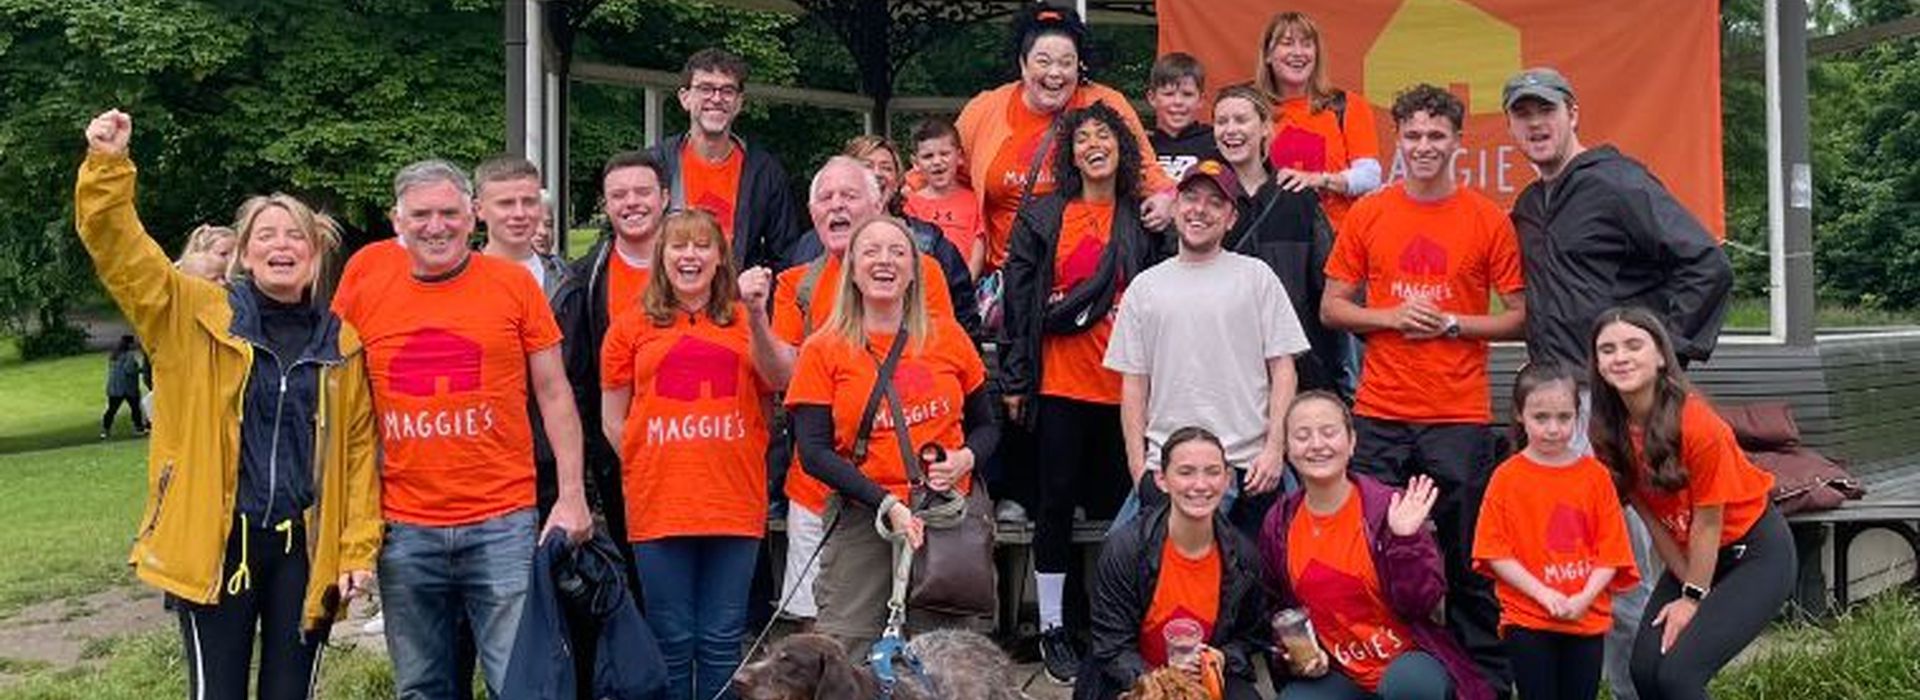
[1471,465,1518,570]
[1586,463,1643,591]
[1341,95,1382,163]
[1680,397,1751,508]
[919,255,954,319]
[599,311,639,390]
[771,266,806,346]
[784,335,840,407]
[944,319,988,393]
[1489,207,1527,295]
[1324,201,1372,284]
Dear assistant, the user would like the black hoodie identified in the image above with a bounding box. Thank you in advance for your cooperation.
[1509,145,1733,369]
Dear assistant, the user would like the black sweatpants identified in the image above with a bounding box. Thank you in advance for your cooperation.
[1350,416,1509,694]
[174,515,324,700]
[1631,505,1795,700]
[1033,395,1130,573]
[102,394,147,432]
[1506,628,1603,700]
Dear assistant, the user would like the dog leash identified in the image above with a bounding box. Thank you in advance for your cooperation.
[870,492,928,698]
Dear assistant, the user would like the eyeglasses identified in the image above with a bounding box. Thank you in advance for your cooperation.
[685,82,742,101]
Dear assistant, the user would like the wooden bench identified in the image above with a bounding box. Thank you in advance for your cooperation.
[1784,465,1920,614]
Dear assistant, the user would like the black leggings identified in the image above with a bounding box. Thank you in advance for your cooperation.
[1505,628,1603,700]
[1033,395,1129,572]
[174,515,325,700]
[102,394,147,432]
[1630,505,1795,700]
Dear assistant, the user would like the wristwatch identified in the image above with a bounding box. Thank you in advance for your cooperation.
[1442,314,1462,339]
[1681,582,1710,601]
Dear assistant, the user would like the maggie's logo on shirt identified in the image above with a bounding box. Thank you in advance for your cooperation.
[1390,235,1454,303]
[381,328,500,441]
[654,336,742,401]
[1542,503,1597,586]
[389,328,482,397]
[874,361,952,432]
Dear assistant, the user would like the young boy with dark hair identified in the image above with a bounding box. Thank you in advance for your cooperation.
[1146,52,1219,182]
[903,117,988,278]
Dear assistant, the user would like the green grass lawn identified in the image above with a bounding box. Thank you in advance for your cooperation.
[0,629,395,700]
[0,441,146,619]
[0,349,122,455]
[1722,297,1920,331]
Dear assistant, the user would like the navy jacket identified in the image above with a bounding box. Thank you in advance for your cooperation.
[228,282,344,523]
[505,535,665,700]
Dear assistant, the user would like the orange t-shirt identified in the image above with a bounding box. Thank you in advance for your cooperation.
[1325,185,1525,423]
[1474,453,1640,636]
[1288,492,1415,692]
[680,141,745,241]
[1268,93,1379,231]
[982,96,1058,269]
[1039,199,1124,405]
[783,320,986,503]
[332,252,563,526]
[600,302,770,542]
[1139,537,1222,668]
[770,254,957,513]
[605,250,651,324]
[1631,395,1777,549]
[905,186,985,262]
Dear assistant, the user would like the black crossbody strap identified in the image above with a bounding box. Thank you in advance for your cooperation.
[1015,120,1059,215]
[851,327,911,465]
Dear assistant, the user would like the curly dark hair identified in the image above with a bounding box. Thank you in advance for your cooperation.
[1051,102,1143,202]
[1008,3,1093,83]
[1390,83,1466,132]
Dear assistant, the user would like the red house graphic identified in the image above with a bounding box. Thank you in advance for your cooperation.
[388,328,483,397]
[1271,125,1330,172]
[1397,235,1450,277]
[654,335,742,401]
[1545,503,1594,554]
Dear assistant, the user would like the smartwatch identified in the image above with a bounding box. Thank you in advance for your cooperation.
[1681,583,1709,602]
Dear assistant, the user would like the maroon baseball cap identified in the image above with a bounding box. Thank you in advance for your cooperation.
[1176,159,1242,200]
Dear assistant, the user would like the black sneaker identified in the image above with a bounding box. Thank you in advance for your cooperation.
[1038,626,1079,685]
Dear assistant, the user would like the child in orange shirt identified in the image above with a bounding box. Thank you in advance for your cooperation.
[1474,362,1638,700]
[903,118,987,279]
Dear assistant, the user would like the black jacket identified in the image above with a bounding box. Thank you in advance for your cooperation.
[548,235,633,544]
[1510,146,1733,368]
[1075,504,1267,700]
[1000,193,1158,410]
[228,282,343,523]
[781,215,981,338]
[1227,180,1346,395]
[647,133,802,272]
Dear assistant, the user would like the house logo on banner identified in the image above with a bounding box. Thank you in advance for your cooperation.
[1365,0,1525,193]
[1156,0,1726,234]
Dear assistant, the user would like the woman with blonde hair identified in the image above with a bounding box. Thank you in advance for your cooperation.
[175,223,237,282]
[786,216,999,657]
[75,110,379,700]
[1253,11,1382,231]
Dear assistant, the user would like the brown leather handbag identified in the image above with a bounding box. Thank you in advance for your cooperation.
[853,331,999,618]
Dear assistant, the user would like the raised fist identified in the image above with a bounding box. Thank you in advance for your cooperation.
[86,110,132,157]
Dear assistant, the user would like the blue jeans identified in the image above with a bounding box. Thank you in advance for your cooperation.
[633,536,760,700]
[379,508,536,700]
[1276,651,1453,700]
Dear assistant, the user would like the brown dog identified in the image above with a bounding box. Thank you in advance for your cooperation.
[731,633,936,700]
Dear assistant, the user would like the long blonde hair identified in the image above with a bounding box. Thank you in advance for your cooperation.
[1255,12,1339,113]
[226,194,338,301]
[824,216,929,350]
[641,209,741,327]
[177,224,236,263]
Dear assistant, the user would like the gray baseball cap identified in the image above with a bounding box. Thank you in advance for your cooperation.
[1503,68,1575,111]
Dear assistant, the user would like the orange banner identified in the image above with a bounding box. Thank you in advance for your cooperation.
[1158,0,1724,236]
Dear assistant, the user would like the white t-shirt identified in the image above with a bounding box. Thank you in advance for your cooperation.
[1104,250,1310,469]
[518,254,547,289]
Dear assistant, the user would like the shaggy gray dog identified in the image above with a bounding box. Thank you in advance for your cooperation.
[906,629,1025,700]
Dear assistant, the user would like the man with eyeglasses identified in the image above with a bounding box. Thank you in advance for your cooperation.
[646,47,802,273]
